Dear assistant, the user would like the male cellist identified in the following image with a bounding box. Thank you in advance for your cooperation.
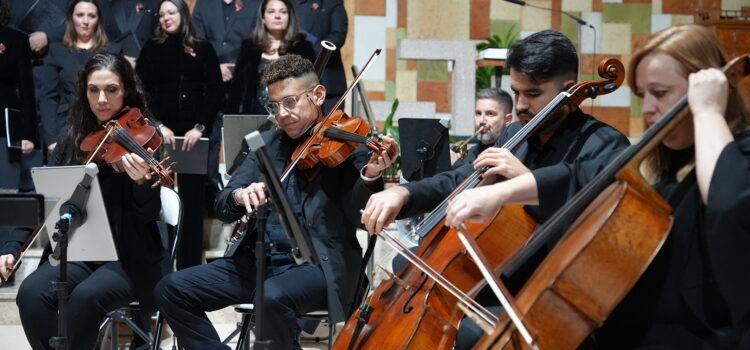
[360,29,630,349]
[153,54,398,349]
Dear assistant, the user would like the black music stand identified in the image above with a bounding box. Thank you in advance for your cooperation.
[398,118,451,182]
[243,131,318,349]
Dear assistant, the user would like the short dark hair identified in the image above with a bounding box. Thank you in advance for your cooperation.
[261,54,317,86]
[476,88,513,112]
[506,29,578,82]
[155,0,200,48]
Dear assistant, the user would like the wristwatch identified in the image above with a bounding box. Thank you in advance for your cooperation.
[193,123,206,133]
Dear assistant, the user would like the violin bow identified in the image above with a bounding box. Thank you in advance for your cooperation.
[279,49,382,183]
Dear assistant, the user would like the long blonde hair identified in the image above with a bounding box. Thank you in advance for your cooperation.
[629,24,750,181]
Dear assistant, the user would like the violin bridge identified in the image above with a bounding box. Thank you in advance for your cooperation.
[377,264,410,290]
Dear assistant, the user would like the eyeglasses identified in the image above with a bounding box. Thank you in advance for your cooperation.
[264,88,314,116]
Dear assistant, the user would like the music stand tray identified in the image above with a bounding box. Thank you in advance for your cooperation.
[31,166,118,262]
[161,137,210,175]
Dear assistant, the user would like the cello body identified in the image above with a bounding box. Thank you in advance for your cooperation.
[334,205,537,350]
[335,58,627,350]
[474,169,672,350]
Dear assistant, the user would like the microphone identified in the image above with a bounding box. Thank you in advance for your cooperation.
[51,163,99,265]
[58,163,98,229]
[503,0,594,29]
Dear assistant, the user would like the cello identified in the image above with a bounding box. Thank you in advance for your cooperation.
[469,54,750,350]
[333,58,625,350]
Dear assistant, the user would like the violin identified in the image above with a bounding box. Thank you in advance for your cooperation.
[79,107,174,187]
[472,54,750,350]
[292,109,398,170]
[333,58,626,350]
[278,49,387,182]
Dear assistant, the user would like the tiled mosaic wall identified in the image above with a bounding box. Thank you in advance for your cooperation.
[340,0,749,137]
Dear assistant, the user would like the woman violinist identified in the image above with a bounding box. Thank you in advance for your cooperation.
[15,53,166,350]
[446,24,750,348]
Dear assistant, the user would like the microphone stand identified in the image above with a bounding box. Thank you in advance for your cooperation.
[49,163,98,350]
[243,131,320,349]
[503,0,597,82]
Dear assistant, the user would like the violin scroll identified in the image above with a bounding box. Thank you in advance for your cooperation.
[568,58,625,105]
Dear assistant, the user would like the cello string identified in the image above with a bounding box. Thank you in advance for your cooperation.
[411,92,571,238]
[378,227,499,327]
[456,224,536,347]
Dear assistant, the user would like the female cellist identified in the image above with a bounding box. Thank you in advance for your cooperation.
[14,53,167,350]
[445,24,750,348]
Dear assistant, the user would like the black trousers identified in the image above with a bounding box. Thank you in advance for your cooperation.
[154,253,327,350]
[176,173,205,269]
[16,261,137,350]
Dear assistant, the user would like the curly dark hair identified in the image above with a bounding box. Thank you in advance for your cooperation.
[250,0,306,55]
[57,53,151,165]
[0,0,10,28]
[261,53,317,86]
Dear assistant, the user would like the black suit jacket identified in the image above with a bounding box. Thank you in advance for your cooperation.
[8,0,68,42]
[192,0,260,65]
[226,39,315,114]
[215,129,383,323]
[0,26,38,143]
[136,36,223,135]
[293,0,347,96]
[99,0,158,57]
[38,42,123,145]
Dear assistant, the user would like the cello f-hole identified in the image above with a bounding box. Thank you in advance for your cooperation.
[403,276,428,314]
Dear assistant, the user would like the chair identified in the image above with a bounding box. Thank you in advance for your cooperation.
[223,304,335,350]
[97,187,183,350]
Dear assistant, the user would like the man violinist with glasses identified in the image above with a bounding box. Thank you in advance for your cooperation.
[153,54,398,350]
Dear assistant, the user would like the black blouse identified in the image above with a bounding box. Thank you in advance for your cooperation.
[136,35,223,135]
[590,133,750,348]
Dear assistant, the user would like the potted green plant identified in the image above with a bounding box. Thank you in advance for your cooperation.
[381,98,400,182]
[476,24,519,91]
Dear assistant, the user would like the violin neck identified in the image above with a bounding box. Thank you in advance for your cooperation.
[112,127,158,165]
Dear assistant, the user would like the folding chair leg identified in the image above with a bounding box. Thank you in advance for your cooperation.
[153,312,164,350]
[328,317,335,350]
[235,313,253,350]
